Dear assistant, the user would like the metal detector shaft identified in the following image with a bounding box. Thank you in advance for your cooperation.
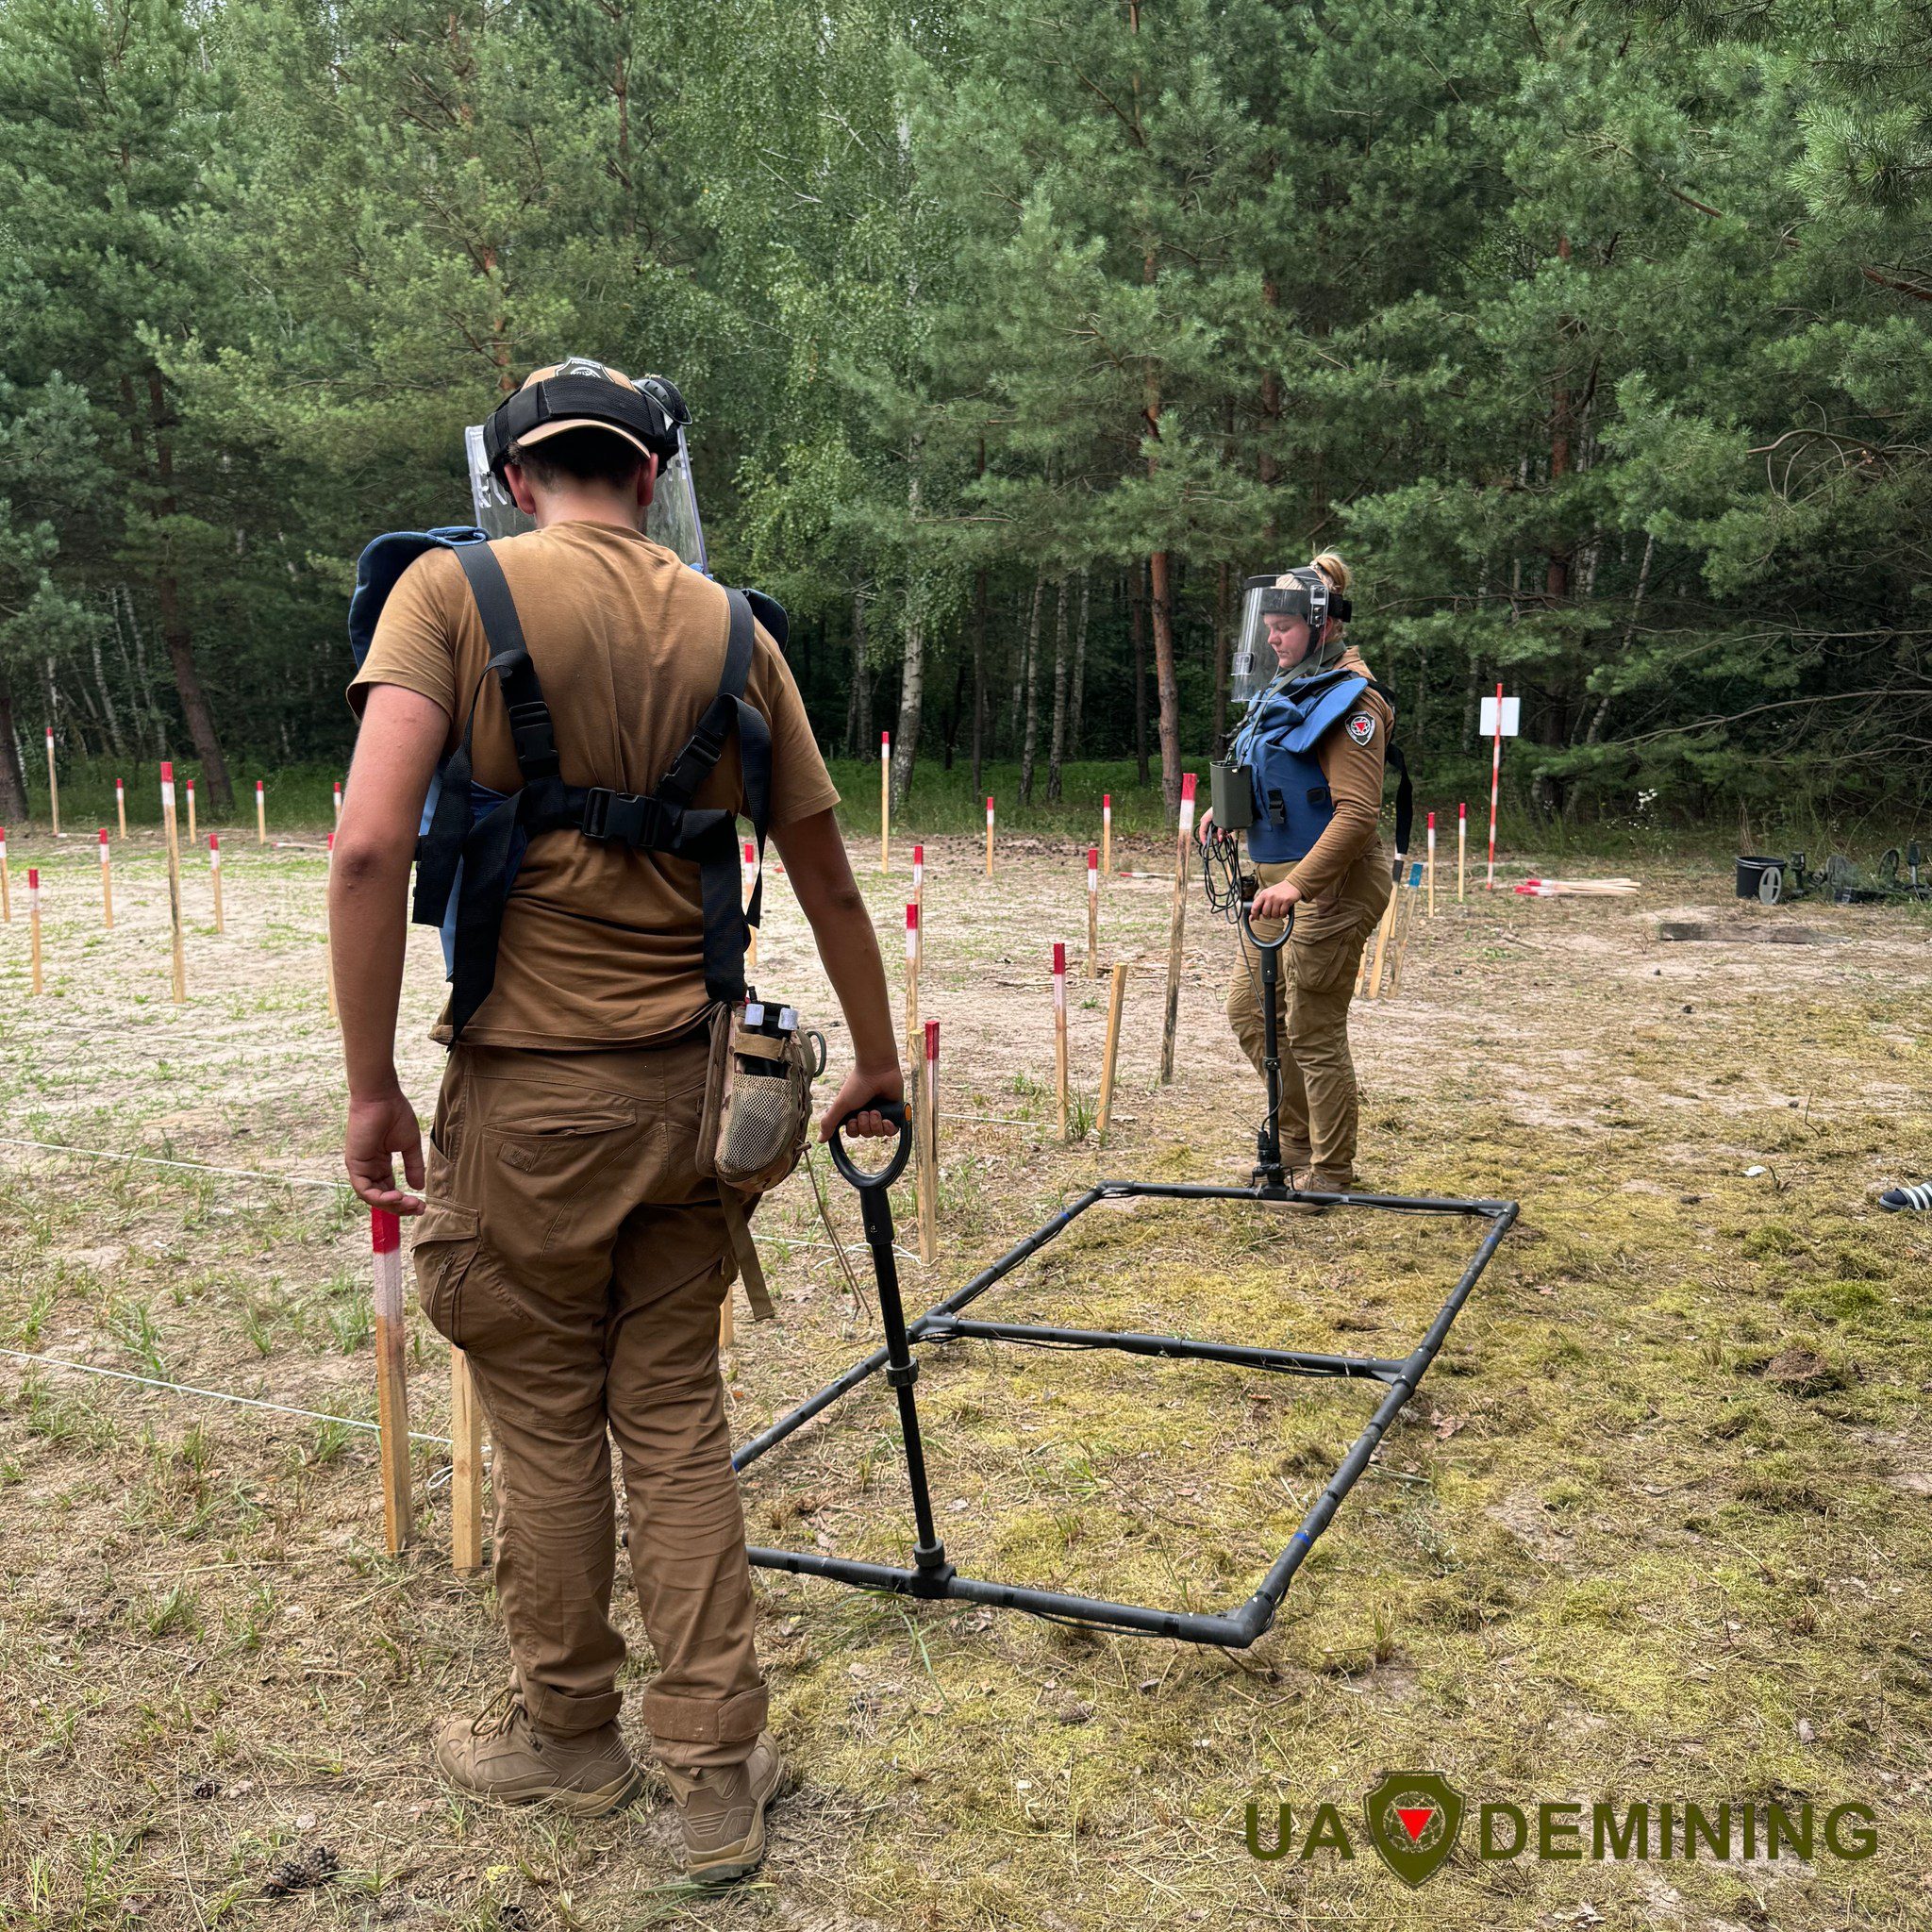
[828,1102,955,1590]
[1242,903,1292,1187]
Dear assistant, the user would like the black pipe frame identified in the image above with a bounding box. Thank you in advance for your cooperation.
[737,1175,1518,1647]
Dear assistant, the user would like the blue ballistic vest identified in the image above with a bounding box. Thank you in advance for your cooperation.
[347,527,779,1041]
[1228,667,1373,865]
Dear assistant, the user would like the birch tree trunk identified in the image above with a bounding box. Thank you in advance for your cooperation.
[891,457,926,808]
[1066,568,1091,758]
[1020,571,1044,806]
[1046,575,1070,803]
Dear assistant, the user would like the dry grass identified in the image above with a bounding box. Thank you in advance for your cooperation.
[2,822,1930,1930]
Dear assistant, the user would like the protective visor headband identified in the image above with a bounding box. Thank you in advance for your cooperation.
[1243,572,1353,631]
[482,372,691,478]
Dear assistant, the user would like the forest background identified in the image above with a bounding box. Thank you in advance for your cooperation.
[1,0,1927,840]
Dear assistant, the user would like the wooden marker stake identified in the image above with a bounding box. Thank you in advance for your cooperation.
[115,779,126,841]
[905,900,926,1250]
[1457,801,1467,903]
[1053,941,1070,1140]
[917,1020,939,1266]
[159,762,186,1003]
[1086,845,1100,979]
[98,828,113,927]
[1158,774,1197,1085]
[325,832,340,1024]
[984,795,994,877]
[1102,792,1113,875]
[879,730,891,872]
[256,778,266,846]
[1426,812,1437,917]
[1365,847,1407,1001]
[450,1351,485,1575]
[0,827,10,923]
[1388,863,1423,995]
[370,1208,414,1554]
[28,867,42,992]
[1097,961,1127,1146]
[44,728,59,837]
[209,834,225,932]
[912,843,924,972]
[186,779,197,845]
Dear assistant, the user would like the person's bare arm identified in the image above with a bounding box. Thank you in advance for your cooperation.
[331,683,448,1213]
[770,808,903,1141]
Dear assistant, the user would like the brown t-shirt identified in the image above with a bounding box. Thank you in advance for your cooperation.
[349,520,840,1048]
[1279,644,1392,907]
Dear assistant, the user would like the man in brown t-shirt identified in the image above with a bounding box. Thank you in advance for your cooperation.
[331,361,901,1883]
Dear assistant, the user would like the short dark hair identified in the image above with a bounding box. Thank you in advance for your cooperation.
[508,426,645,491]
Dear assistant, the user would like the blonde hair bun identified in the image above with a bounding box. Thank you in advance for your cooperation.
[1309,551,1352,593]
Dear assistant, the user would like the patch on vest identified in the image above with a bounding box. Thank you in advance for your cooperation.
[1345,711,1377,746]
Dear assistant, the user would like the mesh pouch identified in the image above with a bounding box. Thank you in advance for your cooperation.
[697,1000,821,1321]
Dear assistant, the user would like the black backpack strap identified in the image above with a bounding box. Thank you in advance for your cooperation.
[1384,741,1414,856]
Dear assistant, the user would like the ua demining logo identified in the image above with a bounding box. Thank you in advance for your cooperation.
[1361,1769,1467,1887]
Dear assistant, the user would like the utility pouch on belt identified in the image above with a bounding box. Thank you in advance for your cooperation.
[697,996,824,1321]
[1210,758,1255,833]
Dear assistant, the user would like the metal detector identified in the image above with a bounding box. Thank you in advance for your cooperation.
[736,919,1517,1647]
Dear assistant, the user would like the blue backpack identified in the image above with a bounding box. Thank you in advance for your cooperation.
[347,527,780,1039]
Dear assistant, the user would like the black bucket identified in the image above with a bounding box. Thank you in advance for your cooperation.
[1737,856,1785,902]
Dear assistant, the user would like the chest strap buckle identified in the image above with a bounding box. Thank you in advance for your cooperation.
[581,787,675,848]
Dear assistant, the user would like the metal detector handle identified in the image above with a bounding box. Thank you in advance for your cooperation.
[1240,902,1294,953]
[827,1100,912,1191]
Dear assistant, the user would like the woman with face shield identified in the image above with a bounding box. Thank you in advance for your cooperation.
[1197,553,1393,1198]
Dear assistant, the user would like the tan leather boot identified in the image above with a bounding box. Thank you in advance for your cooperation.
[662,1732,787,1884]
[432,1690,642,1817]
[1284,1167,1357,1215]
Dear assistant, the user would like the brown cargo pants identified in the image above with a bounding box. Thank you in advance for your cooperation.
[1224,855,1390,1181]
[409,1033,766,1773]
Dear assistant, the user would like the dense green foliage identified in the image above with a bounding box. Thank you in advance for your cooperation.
[0,0,1925,830]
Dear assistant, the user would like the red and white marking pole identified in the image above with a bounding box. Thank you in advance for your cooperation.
[1159,774,1197,1085]
[185,778,197,845]
[208,833,225,933]
[333,779,343,826]
[98,827,113,928]
[904,902,921,1065]
[256,777,266,846]
[1053,941,1070,1140]
[1486,683,1503,891]
[371,1208,414,1555]
[879,729,891,872]
[1102,791,1113,876]
[27,866,42,992]
[1426,812,1437,919]
[985,795,995,877]
[0,826,10,923]
[44,726,58,837]
[742,839,758,973]
[115,777,126,841]
[159,761,186,1002]
[911,841,925,971]
[918,1019,940,1265]
[1457,801,1467,904]
[1086,843,1100,979]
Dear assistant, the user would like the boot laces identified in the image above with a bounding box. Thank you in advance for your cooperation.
[470,1686,529,1740]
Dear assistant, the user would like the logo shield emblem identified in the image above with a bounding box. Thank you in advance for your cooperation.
[1362,1770,1467,1887]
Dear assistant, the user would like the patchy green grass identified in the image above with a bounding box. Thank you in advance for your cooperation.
[1,823,1928,1927]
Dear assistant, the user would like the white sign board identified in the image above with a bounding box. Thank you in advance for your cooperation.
[1480,694,1522,738]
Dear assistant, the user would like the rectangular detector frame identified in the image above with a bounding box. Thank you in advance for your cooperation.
[735,1179,1517,1647]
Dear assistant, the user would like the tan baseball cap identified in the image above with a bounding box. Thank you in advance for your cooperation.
[505,358,653,463]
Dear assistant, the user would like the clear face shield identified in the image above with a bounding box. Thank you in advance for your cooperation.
[1230,573,1325,705]
[464,371,710,575]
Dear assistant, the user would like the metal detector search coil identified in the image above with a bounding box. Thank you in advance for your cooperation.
[742,1090,1517,1647]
